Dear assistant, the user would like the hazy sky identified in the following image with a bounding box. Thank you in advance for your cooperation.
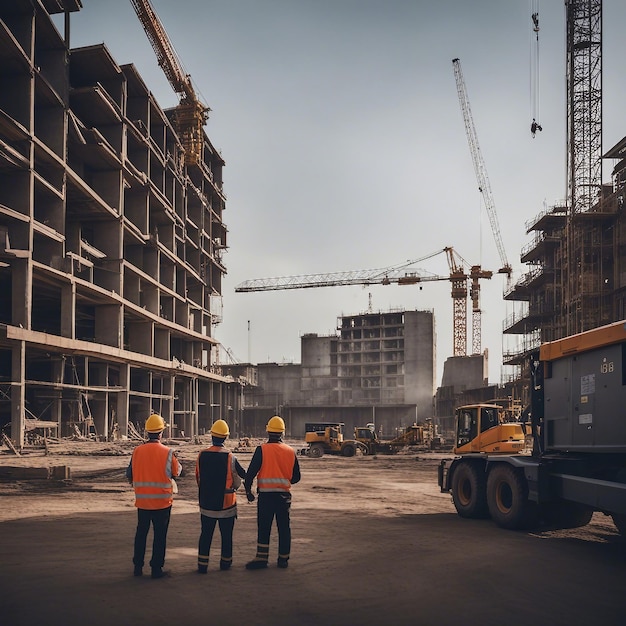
[67,1,626,384]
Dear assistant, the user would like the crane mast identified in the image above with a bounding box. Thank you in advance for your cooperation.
[452,58,512,281]
[130,0,209,166]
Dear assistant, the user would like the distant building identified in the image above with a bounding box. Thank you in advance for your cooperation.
[228,309,436,438]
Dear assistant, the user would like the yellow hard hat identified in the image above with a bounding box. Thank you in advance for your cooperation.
[266,415,285,433]
[145,413,166,433]
[210,419,230,437]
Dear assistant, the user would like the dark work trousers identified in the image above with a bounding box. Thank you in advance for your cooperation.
[256,492,292,561]
[133,506,171,570]
[198,515,235,565]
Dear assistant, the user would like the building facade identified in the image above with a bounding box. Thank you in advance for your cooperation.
[0,1,236,446]
[236,309,436,438]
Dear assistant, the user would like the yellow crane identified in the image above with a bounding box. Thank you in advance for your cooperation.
[236,247,493,357]
[452,58,512,285]
[130,0,209,166]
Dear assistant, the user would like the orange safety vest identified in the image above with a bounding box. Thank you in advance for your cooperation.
[196,446,236,511]
[257,442,295,493]
[132,441,179,510]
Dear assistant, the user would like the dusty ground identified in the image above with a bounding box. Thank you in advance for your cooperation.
[1,438,625,626]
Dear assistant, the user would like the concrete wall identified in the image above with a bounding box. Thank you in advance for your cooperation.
[403,310,435,419]
[440,353,487,392]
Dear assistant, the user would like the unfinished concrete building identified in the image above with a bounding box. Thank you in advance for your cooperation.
[234,309,436,437]
[0,1,236,447]
[503,1,626,402]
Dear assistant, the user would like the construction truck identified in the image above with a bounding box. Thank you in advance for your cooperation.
[302,422,368,458]
[438,320,626,535]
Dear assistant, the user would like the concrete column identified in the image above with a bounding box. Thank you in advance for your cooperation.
[50,357,64,432]
[60,282,76,338]
[12,258,31,330]
[118,363,130,438]
[192,376,199,439]
[10,341,26,449]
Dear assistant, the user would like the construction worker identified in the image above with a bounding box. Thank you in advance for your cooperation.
[531,118,543,137]
[245,415,301,570]
[126,413,182,579]
[195,419,247,573]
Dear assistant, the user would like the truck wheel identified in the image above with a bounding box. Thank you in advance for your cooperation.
[611,514,626,537]
[486,464,535,529]
[451,461,488,518]
[309,443,325,458]
[341,444,355,457]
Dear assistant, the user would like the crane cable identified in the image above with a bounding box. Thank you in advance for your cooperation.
[530,0,542,138]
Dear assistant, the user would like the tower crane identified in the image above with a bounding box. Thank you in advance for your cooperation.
[130,0,209,166]
[236,247,492,357]
[452,58,512,284]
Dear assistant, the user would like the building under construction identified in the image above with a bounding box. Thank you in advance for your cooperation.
[224,309,436,438]
[0,1,238,448]
[503,1,626,406]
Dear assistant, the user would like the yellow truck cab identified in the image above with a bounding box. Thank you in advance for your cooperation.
[454,404,526,454]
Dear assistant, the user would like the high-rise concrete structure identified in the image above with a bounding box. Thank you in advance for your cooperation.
[0,1,236,447]
[237,309,436,437]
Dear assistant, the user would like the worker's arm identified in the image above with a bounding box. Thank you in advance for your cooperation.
[291,454,301,485]
[170,450,183,478]
[244,446,263,500]
[234,457,247,479]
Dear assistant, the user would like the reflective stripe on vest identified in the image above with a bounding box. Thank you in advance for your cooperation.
[257,442,295,493]
[132,443,175,509]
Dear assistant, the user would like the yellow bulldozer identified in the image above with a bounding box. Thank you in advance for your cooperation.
[302,422,368,458]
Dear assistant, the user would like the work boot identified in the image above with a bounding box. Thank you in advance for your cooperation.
[245,558,268,570]
[133,566,143,577]
[151,568,170,579]
[219,559,231,571]
[197,565,208,574]
[277,557,289,569]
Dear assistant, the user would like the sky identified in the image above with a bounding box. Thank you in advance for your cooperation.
[65,1,626,385]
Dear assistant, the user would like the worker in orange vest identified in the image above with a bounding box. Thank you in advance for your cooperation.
[195,419,247,573]
[245,415,301,569]
[126,413,182,579]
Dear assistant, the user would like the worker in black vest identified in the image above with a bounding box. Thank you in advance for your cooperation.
[195,419,247,572]
[245,415,301,569]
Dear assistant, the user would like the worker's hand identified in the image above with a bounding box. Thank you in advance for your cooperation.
[246,491,255,503]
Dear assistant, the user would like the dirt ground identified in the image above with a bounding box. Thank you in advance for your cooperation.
[1,438,625,626]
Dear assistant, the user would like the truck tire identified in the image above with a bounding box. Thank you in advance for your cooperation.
[309,443,325,458]
[486,464,535,529]
[341,444,356,457]
[451,461,488,518]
